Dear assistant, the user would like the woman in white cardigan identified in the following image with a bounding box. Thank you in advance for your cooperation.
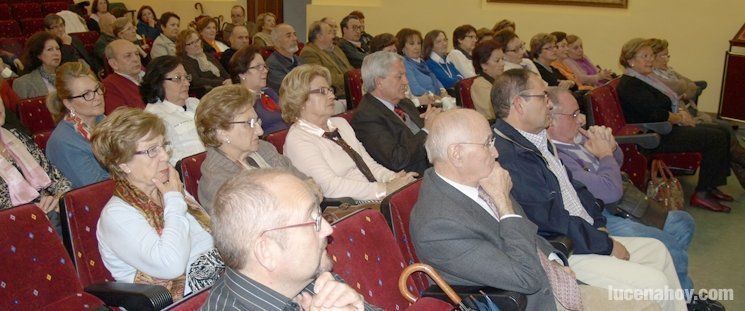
[281,64,417,202]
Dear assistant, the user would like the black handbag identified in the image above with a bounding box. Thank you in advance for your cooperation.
[606,175,668,230]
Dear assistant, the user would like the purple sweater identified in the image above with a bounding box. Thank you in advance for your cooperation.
[553,140,624,204]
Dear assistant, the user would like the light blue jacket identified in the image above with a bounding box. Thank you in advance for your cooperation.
[46,116,109,188]
[403,56,444,96]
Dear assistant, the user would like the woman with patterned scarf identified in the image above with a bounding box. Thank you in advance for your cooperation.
[45,62,110,188]
[92,108,224,300]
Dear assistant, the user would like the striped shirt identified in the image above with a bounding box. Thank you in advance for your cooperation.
[201,268,380,311]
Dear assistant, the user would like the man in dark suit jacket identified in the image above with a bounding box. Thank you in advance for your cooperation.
[351,51,441,175]
[412,109,652,311]
[337,15,368,69]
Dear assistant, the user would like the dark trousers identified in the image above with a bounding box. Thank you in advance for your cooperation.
[653,124,731,191]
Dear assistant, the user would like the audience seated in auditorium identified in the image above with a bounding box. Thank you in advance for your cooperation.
[223,5,257,41]
[0,97,71,234]
[136,6,161,42]
[91,108,223,301]
[351,52,440,175]
[103,40,146,114]
[46,62,109,188]
[220,25,250,70]
[493,30,540,75]
[88,0,114,33]
[562,35,613,87]
[230,46,288,134]
[203,169,373,310]
[282,64,417,202]
[337,15,369,69]
[266,24,303,93]
[617,38,735,212]
[423,30,463,92]
[196,17,228,58]
[253,13,277,47]
[300,21,353,99]
[94,14,117,61]
[195,85,305,212]
[176,29,231,97]
[348,10,373,51]
[491,68,685,311]
[470,40,504,121]
[411,108,657,311]
[491,19,516,34]
[141,56,205,165]
[476,27,495,43]
[550,31,592,91]
[530,33,577,90]
[14,33,62,100]
[397,28,449,107]
[546,86,703,302]
[113,17,150,62]
[447,25,478,78]
[44,14,102,75]
[151,12,180,59]
[369,33,397,53]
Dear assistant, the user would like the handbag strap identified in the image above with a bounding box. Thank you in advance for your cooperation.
[657,160,675,180]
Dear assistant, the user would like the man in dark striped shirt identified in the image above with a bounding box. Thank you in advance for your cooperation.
[203,169,377,310]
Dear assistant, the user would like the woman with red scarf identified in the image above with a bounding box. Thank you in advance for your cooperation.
[228,45,288,134]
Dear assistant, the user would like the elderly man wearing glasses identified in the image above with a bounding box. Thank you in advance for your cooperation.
[203,169,376,310]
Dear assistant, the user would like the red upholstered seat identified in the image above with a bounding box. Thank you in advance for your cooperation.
[42,2,69,15]
[296,41,304,55]
[178,152,206,204]
[588,79,701,190]
[0,19,22,38]
[0,204,105,310]
[0,37,24,60]
[456,76,477,109]
[61,179,117,287]
[20,18,45,35]
[265,128,288,154]
[344,69,362,110]
[335,110,355,123]
[11,3,43,19]
[33,130,52,152]
[18,96,55,134]
[0,4,11,20]
[327,209,436,310]
[259,46,275,60]
[380,179,429,290]
[1,78,20,113]
[70,31,99,55]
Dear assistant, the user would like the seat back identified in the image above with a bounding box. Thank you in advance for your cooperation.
[70,31,99,55]
[344,69,363,110]
[586,78,627,133]
[32,131,52,152]
[0,37,24,62]
[380,179,429,290]
[327,209,419,310]
[0,4,11,20]
[62,179,117,287]
[18,96,55,134]
[259,46,275,60]
[178,152,206,204]
[11,3,43,19]
[455,77,476,109]
[335,110,355,123]
[0,204,86,309]
[20,18,45,34]
[264,128,288,154]
[0,20,22,38]
[42,2,69,15]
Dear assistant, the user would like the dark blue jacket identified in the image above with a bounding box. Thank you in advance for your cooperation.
[492,119,612,255]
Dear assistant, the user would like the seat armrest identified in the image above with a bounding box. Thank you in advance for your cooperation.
[85,281,173,311]
[615,133,660,149]
[629,122,672,135]
[546,235,573,259]
[422,285,527,311]
[320,197,356,210]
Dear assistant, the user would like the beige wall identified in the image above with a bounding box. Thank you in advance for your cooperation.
[308,0,745,113]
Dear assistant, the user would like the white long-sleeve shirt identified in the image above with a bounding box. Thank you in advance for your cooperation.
[446,49,476,78]
[145,98,205,166]
[97,191,213,296]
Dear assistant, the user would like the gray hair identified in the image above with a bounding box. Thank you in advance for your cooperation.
[546,86,569,109]
[307,21,324,43]
[490,68,534,119]
[425,109,484,163]
[211,168,291,270]
[271,23,292,42]
[361,51,404,93]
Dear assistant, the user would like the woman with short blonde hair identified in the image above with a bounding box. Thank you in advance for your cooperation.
[281,64,417,202]
[253,12,276,47]
[92,107,222,300]
[195,84,305,211]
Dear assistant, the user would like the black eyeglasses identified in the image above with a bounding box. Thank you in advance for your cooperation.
[260,207,323,236]
[309,87,335,96]
[164,74,192,83]
[552,109,581,119]
[134,141,172,158]
[68,84,105,101]
[228,117,262,129]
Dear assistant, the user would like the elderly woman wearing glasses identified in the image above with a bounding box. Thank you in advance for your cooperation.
[45,62,110,188]
[195,84,306,212]
[176,29,230,97]
[282,64,417,202]
[92,107,223,301]
[229,45,288,134]
[142,56,205,165]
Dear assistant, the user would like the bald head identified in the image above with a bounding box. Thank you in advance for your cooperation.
[99,14,116,36]
[229,25,250,49]
[425,109,490,164]
[106,39,142,77]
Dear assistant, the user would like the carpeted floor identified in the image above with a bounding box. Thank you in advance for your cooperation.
[680,127,744,310]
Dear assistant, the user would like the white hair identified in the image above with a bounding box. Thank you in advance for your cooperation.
[361,51,404,93]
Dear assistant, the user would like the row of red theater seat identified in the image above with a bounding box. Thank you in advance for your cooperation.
[0,2,71,38]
